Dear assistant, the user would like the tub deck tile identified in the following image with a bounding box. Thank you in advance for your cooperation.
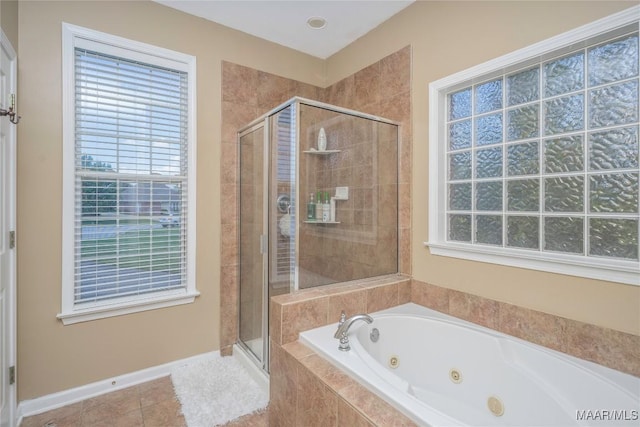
[298,353,358,393]
[282,341,315,360]
[297,365,339,426]
[338,382,418,427]
[281,296,329,344]
[328,289,367,322]
[337,399,376,427]
[366,282,399,313]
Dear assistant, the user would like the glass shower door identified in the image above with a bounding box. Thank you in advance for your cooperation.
[238,123,267,367]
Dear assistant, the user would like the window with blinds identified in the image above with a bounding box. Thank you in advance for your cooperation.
[60,24,197,323]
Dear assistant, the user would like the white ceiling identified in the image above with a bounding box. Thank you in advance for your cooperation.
[153,0,415,59]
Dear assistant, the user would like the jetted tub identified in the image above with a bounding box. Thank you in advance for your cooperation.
[299,303,640,426]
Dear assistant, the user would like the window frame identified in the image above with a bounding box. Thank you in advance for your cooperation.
[60,23,198,324]
[427,6,640,286]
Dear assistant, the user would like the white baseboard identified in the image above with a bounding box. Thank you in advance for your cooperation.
[17,351,220,422]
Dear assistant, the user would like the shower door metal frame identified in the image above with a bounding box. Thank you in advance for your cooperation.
[237,120,270,373]
[236,96,401,374]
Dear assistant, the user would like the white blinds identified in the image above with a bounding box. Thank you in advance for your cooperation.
[74,48,189,305]
[275,107,295,280]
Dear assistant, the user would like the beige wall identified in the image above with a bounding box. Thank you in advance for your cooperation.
[15,0,640,403]
[326,1,640,335]
[1,0,18,51]
[16,0,324,400]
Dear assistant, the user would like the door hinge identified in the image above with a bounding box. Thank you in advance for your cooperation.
[9,366,15,385]
[9,230,15,249]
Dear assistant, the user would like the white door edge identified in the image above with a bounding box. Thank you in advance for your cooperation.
[0,26,17,427]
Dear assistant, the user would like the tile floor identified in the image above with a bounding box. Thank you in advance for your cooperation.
[20,376,268,427]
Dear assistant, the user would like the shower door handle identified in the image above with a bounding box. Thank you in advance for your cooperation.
[259,234,267,254]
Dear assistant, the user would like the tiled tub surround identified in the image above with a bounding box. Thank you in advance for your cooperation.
[220,45,412,355]
[270,274,415,426]
[269,276,640,425]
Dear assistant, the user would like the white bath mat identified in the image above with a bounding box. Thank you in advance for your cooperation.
[171,354,269,426]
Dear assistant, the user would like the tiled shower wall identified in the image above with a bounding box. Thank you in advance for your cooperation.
[299,106,399,287]
[220,46,412,354]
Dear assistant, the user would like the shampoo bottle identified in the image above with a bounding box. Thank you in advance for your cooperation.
[322,192,330,222]
[307,192,316,220]
[315,191,323,221]
[318,127,327,151]
[330,197,336,223]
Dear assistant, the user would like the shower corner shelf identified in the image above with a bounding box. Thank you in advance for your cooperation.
[303,220,341,224]
[303,150,341,155]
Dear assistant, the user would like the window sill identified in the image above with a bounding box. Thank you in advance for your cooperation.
[57,290,200,325]
[424,241,639,286]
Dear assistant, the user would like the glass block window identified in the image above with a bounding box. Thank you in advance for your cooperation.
[430,9,639,285]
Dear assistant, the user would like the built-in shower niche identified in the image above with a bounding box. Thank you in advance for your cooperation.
[237,97,398,371]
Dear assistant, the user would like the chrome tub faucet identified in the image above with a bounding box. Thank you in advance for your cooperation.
[333,311,373,351]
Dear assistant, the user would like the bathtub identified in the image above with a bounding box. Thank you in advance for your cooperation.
[299,303,640,426]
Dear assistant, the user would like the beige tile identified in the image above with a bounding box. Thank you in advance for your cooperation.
[52,416,83,427]
[398,182,411,229]
[398,127,412,185]
[88,409,144,427]
[82,385,139,412]
[269,343,298,427]
[220,184,238,226]
[221,101,259,144]
[498,303,566,353]
[317,282,364,296]
[448,290,499,330]
[220,345,234,357]
[270,300,283,345]
[366,283,398,313]
[564,319,640,377]
[398,279,411,304]
[221,222,239,267]
[271,289,325,305]
[293,81,320,101]
[298,354,357,393]
[354,62,381,110]
[296,364,338,426]
[328,289,367,322]
[282,340,315,360]
[257,71,293,110]
[141,397,185,427]
[81,389,141,425]
[221,142,238,184]
[324,75,355,108]
[337,399,375,427]
[139,376,176,408]
[220,264,239,349]
[411,280,449,313]
[399,227,411,275]
[281,297,329,343]
[379,92,411,124]
[222,62,258,105]
[380,46,411,100]
[339,382,417,427]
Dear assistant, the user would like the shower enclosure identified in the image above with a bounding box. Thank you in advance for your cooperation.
[237,97,399,372]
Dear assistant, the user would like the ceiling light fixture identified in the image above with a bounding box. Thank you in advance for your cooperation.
[307,16,327,30]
